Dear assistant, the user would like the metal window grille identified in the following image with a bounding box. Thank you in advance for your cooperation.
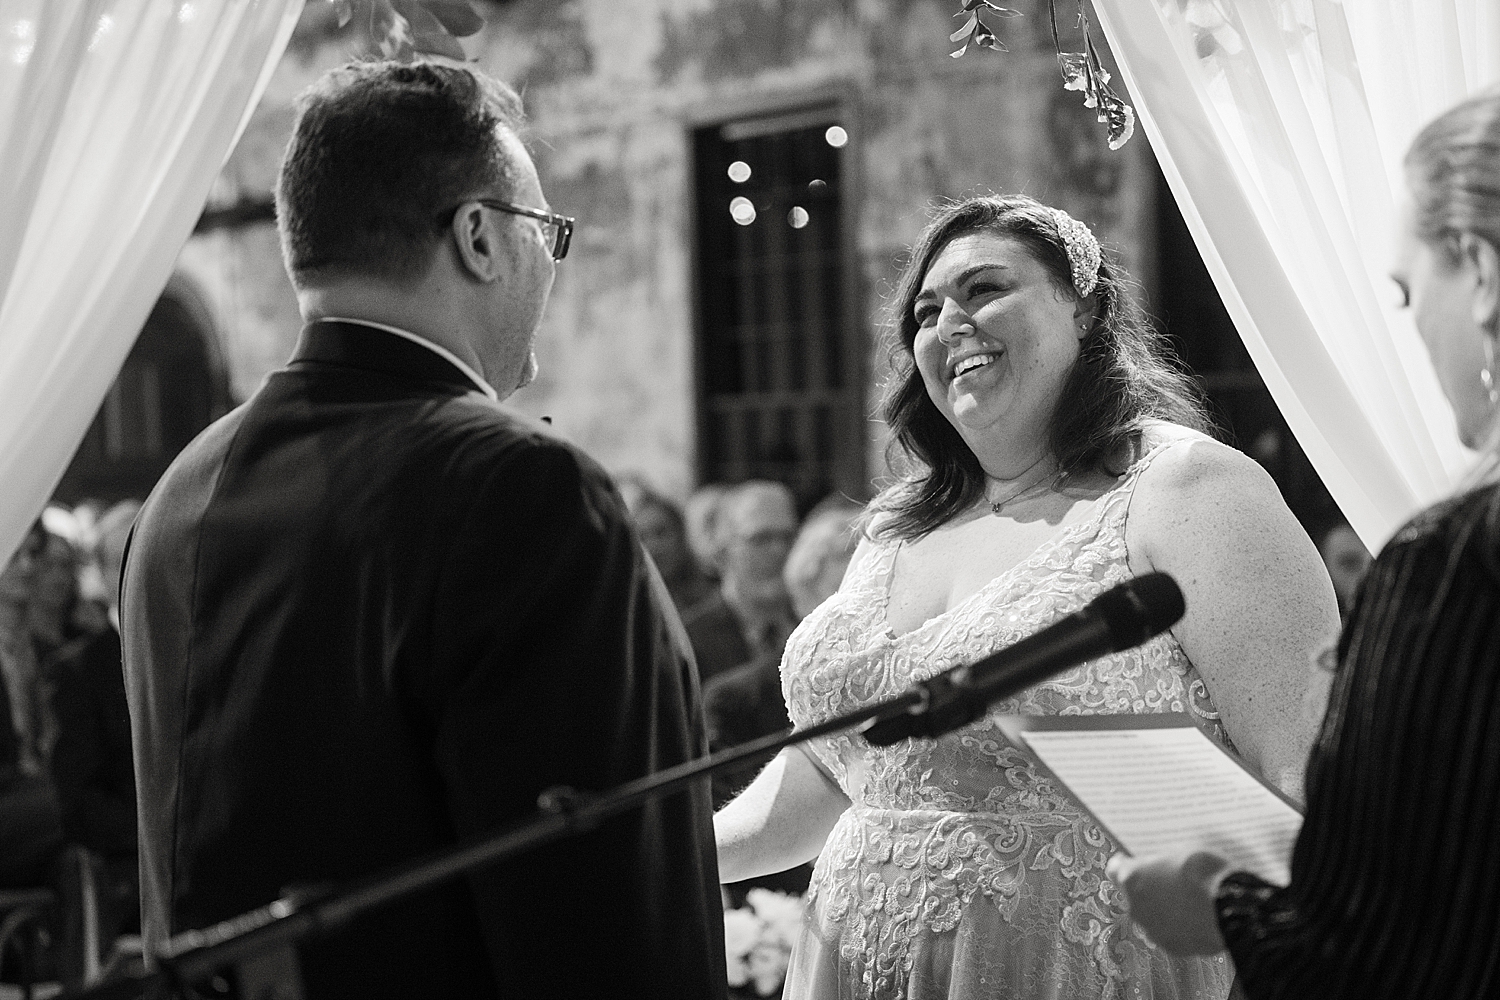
[692,108,859,509]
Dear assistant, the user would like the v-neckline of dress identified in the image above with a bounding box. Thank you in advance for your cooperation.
[874,456,1155,643]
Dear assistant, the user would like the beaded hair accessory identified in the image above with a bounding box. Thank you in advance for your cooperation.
[1047,207,1101,298]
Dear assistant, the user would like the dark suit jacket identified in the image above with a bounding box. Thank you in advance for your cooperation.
[701,651,789,810]
[701,652,811,907]
[121,321,726,999]
[682,593,752,686]
[50,626,136,861]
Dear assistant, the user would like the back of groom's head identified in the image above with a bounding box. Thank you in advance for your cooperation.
[276,61,525,290]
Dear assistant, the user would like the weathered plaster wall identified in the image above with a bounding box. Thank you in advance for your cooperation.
[175,0,1158,502]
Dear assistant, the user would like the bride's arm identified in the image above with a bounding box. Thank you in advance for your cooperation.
[715,743,850,883]
[1127,434,1341,801]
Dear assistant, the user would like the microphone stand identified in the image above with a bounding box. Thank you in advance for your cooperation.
[65,685,930,1000]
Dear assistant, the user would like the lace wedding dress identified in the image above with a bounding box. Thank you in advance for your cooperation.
[781,444,1236,999]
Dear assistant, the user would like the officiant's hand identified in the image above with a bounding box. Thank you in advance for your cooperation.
[1108,850,1231,955]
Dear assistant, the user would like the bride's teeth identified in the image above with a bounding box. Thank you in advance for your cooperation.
[955,354,995,376]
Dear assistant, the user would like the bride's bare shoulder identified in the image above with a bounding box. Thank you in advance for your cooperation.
[1137,419,1220,454]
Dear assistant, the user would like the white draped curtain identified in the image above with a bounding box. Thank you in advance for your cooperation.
[0,0,303,565]
[1093,0,1500,549]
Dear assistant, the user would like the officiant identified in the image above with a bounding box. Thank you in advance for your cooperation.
[1110,89,1500,1000]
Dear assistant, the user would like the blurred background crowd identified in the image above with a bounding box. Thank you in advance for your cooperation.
[0,500,141,986]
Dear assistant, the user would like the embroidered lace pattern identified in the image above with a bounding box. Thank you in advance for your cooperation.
[780,444,1234,999]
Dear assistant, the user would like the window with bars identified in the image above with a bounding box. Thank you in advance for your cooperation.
[691,106,862,510]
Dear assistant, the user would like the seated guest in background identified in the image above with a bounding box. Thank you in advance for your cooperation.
[28,521,96,767]
[0,523,64,889]
[51,500,140,944]
[1315,520,1372,623]
[617,474,718,618]
[121,60,724,999]
[705,497,865,808]
[1111,89,1500,999]
[707,498,864,907]
[783,498,866,619]
[2,523,55,780]
[684,480,800,684]
[684,482,729,582]
[32,514,104,649]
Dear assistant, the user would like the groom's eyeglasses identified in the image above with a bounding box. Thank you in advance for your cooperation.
[476,199,574,261]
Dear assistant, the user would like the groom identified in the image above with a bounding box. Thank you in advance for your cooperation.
[121,62,725,998]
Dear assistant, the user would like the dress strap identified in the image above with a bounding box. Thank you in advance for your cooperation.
[1098,435,1181,534]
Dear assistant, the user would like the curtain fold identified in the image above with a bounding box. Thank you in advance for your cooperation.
[1092,0,1499,549]
[0,0,304,564]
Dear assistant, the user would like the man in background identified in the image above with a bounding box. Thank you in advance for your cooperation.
[122,61,723,998]
[704,498,863,904]
[0,524,63,889]
[51,500,141,970]
[684,480,801,685]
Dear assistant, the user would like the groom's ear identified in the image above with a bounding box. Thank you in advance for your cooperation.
[1460,232,1500,333]
[450,201,504,284]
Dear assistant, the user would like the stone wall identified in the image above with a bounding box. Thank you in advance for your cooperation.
[173,0,1159,502]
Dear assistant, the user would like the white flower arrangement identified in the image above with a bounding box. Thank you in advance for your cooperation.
[724,889,803,997]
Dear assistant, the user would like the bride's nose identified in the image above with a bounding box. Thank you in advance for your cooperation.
[934,298,973,344]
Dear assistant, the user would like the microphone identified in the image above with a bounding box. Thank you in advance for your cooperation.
[862,572,1185,746]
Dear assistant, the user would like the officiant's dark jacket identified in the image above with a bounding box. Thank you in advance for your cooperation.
[121,321,727,999]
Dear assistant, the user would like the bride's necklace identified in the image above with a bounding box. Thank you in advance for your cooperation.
[985,459,1060,516]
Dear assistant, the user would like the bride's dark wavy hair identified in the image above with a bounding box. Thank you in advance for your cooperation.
[869,195,1213,542]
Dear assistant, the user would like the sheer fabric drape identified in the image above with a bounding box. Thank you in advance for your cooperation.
[0,0,303,563]
[1092,0,1500,548]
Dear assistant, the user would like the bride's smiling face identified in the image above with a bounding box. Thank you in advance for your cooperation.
[912,231,1088,454]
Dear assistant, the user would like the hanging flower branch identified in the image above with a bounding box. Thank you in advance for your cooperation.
[948,0,1136,150]
[328,0,484,61]
[949,1,1022,58]
[1049,1,1135,150]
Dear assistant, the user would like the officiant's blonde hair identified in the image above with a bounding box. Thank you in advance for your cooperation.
[1406,88,1500,263]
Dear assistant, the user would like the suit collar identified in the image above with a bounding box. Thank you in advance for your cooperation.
[290,319,495,399]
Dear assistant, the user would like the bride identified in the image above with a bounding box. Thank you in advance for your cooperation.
[715,194,1340,999]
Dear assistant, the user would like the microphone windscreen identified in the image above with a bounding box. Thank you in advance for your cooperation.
[1092,572,1185,649]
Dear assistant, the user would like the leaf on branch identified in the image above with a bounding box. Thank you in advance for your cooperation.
[412,28,468,60]
[373,5,413,59]
[959,0,1020,14]
[974,22,1005,51]
[418,0,484,37]
[337,1,484,60]
[950,1,1020,59]
[387,0,444,36]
